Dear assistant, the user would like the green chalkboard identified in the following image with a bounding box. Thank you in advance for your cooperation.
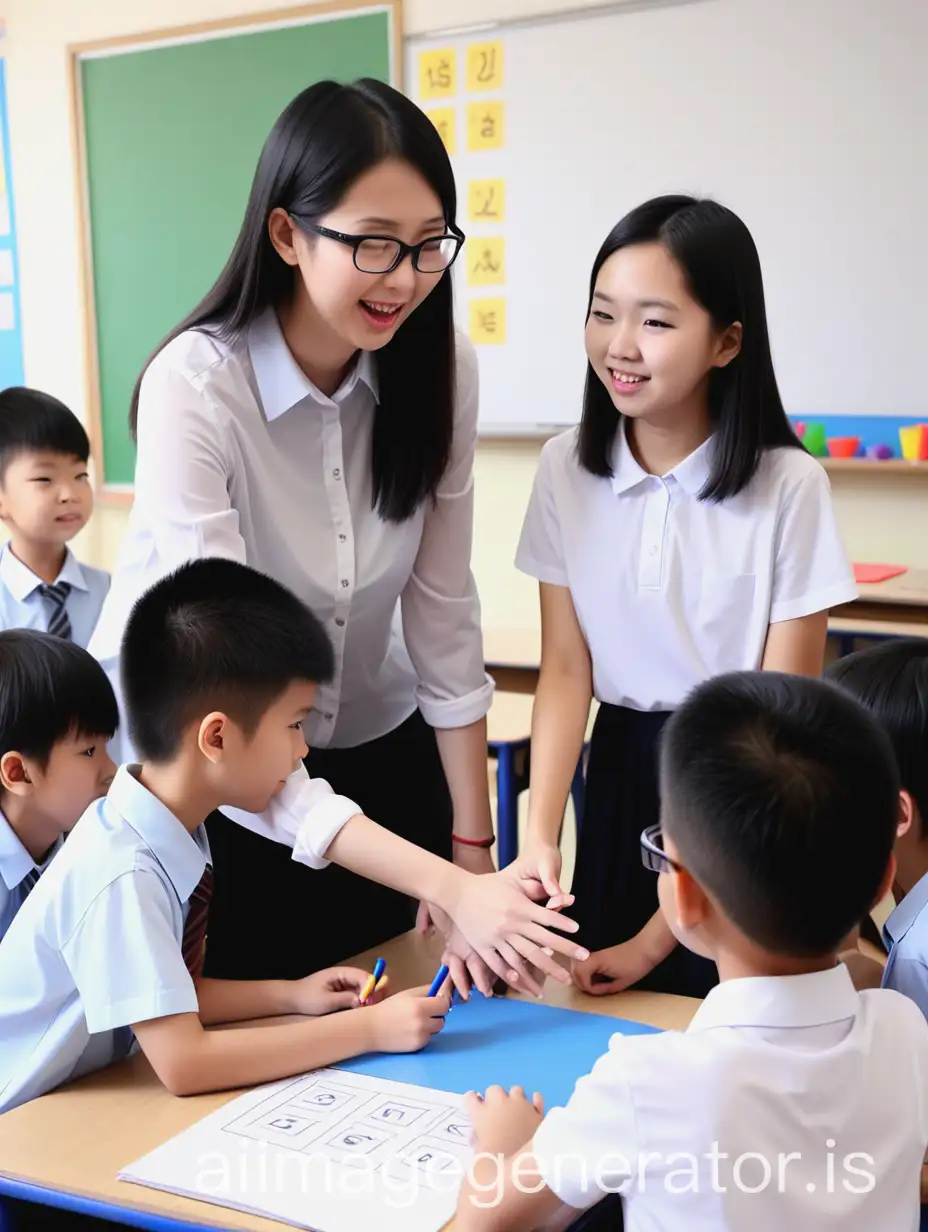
[78,6,395,486]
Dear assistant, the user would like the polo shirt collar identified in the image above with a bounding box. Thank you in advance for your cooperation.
[247,309,378,422]
[610,424,713,497]
[106,766,208,905]
[687,964,859,1033]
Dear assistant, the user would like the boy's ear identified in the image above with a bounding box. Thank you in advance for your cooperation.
[0,750,34,796]
[197,713,230,764]
[671,864,712,930]
[898,790,916,840]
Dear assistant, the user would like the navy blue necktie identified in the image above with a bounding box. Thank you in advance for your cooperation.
[39,582,72,640]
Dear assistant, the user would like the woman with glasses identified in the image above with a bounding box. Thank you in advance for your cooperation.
[86,80,583,988]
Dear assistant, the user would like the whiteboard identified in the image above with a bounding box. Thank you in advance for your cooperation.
[406,0,928,434]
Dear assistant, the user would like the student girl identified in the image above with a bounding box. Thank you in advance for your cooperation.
[88,79,583,990]
[516,195,857,998]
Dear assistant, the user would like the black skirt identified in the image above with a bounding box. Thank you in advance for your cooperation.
[203,709,452,980]
[570,702,717,999]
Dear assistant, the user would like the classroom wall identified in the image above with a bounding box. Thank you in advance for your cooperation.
[6,0,928,631]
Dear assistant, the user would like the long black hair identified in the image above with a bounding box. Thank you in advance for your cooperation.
[130,79,458,523]
[577,195,801,502]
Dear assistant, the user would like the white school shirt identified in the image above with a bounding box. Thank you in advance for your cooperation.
[0,807,62,944]
[533,965,928,1230]
[88,311,492,759]
[0,765,209,1114]
[0,543,110,649]
[516,428,857,711]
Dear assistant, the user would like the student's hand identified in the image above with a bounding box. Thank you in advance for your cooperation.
[417,846,497,936]
[572,939,656,995]
[366,985,451,1053]
[290,967,389,1016]
[503,843,573,911]
[449,870,586,995]
[465,1085,545,1157]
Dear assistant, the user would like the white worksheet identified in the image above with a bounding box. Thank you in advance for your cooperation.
[119,1068,474,1232]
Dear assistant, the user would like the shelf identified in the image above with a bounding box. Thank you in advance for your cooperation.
[821,458,928,474]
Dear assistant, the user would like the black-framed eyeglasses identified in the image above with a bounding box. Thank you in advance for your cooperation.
[293,218,465,274]
[640,825,683,875]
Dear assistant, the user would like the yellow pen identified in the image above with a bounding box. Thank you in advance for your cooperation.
[361,956,386,1005]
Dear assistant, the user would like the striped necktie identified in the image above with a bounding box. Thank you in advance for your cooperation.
[182,865,213,980]
[38,582,72,640]
[19,867,40,898]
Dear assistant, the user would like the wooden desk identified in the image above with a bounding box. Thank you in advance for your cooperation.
[0,931,698,1232]
[833,568,928,625]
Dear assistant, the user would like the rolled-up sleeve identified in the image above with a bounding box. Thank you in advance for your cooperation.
[400,333,494,729]
[220,766,363,870]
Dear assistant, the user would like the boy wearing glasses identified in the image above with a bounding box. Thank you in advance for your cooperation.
[455,671,928,1231]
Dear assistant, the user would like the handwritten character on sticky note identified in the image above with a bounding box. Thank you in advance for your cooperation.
[474,247,500,275]
[468,179,506,223]
[467,102,505,151]
[426,107,456,155]
[467,41,503,92]
[470,299,506,345]
[468,238,505,287]
[419,49,456,101]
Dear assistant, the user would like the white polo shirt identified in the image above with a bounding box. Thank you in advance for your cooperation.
[0,807,62,943]
[88,312,492,758]
[533,966,928,1230]
[0,766,212,1114]
[0,544,110,650]
[516,428,857,711]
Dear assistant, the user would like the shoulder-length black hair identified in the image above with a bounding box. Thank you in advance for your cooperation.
[130,79,458,523]
[577,194,801,502]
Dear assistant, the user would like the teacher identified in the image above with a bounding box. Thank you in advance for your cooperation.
[89,79,557,983]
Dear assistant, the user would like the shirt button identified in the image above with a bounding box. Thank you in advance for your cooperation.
[649,545,658,556]
[333,468,341,479]
[339,534,347,543]
[324,713,334,721]
[341,579,349,588]
[335,618,345,627]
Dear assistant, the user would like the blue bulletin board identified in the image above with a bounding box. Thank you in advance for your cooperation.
[0,58,24,390]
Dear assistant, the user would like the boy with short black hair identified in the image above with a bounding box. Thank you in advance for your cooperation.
[0,386,109,646]
[0,628,117,942]
[0,559,449,1114]
[828,639,928,1013]
[457,671,928,1231]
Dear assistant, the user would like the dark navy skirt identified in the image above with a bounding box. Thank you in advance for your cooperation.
[570,702,717,999]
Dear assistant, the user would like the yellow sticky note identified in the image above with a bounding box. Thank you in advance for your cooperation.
[467,238,505,287]
[426,107,456,155]
[419,48,456,100]
[467,41,504,92]
[470,298,506,345]
[467,101,505,151]
[468,179,506,224]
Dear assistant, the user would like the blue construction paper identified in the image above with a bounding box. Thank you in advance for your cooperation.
[336,993,659,1111]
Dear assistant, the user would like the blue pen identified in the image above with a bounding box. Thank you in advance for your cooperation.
[427,964,450,998]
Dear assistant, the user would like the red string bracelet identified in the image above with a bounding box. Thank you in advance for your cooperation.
[452,833,496,848]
